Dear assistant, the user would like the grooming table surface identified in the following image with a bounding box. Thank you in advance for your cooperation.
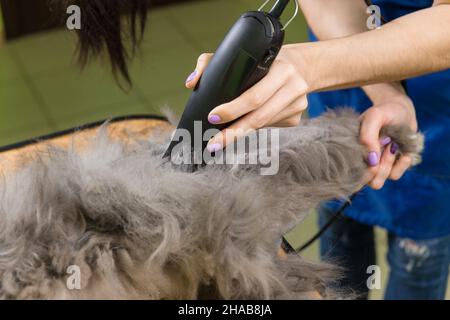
[0,117,173,173]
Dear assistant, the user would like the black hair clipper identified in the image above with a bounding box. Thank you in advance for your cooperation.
[164,0,297,162]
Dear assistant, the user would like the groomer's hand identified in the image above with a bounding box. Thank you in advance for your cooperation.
[185,48,309,153]
[360,93,418,190]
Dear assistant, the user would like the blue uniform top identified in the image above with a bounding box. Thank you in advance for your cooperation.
[308,0,450,239]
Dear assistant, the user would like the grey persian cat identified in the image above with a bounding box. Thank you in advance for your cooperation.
[0,109,423,299]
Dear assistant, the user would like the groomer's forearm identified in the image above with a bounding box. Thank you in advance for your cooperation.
[300,0,369,40]
[300,0,408,102]
[288,5,450,93]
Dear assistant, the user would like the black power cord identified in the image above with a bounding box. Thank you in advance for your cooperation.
[282,195,356,254]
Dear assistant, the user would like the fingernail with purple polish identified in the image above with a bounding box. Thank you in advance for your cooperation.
[380,136,392,147]
[390,142,399,155]
[208,114,221,124]
[207,143,222,153]
[368,151,379,167]
[186,70,197,83]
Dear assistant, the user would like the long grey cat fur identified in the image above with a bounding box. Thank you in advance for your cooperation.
[0,109,424,300]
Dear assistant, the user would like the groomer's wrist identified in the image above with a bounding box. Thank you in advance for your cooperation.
[283,41,349,94]
[282,43,317,93]
[362,82,408,105]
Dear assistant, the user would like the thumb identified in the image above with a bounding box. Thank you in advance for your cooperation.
[360,108,385,168]
[185,53,214,89]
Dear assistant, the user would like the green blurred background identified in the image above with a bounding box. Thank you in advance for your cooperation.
[0,0,447,300]
[0,0,307,147]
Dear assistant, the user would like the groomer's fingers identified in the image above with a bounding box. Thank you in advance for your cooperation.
[369,143,397,190]
[360,108,385,170]
[207,61,303,125]
[271,114,303,127]
[207,81,307,150]
[208,111,302,150]
[268,96,307,126]
[206,121,253,153]
[390,154,413,180]
[185,53,213,89]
